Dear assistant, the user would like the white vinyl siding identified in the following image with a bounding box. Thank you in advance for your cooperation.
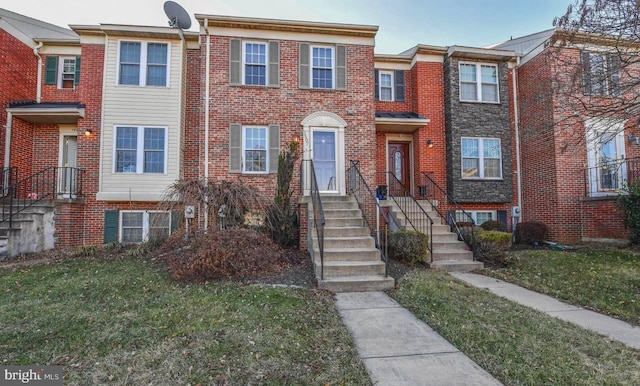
[99,36,183,201]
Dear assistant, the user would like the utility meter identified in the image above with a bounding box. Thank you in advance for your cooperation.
[184,205,195,219]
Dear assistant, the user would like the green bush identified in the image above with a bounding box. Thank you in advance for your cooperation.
[619,182,640,245]
[473,230,513,266]
[480,220,506,232]
[388,230,429,265]
[515,221,549,245]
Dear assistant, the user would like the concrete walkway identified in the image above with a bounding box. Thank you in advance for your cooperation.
[450,272,640,350]
[335,292,502,386]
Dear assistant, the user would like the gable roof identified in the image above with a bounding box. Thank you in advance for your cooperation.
[486,29,555,55]
[0,8,78,44]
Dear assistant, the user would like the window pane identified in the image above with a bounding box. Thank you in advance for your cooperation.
[313,69,332,89]
[475,212,494,225]
[484,158,501,178]
[244,127,267,172]
[245,65,266,85]
[380,87,392,101]
[147,43,167,65]
[459,64,476,82]
[119,42,141,85]
[481,84,498,102]
[462,159,479,177]
[462,138,479,157]
[244,43,267,85]
[116,127,138,173]
[480,65,497,83]
[380,73,392,87]
[312,47,333,89]
[460,83,477,101]
[149,212,171,241]
[483,139,501,158]
[147,65,166,86]
[122,212,143,243]
[144,128,165,173]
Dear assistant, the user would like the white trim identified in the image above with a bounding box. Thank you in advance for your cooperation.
[116,40,171,87]
[458,61,500,103]
[585,118,626,196]
[456,210,497,225]
[301,111,346,195]
[461,137,503,180]
[310,45,335,90]
[241,125,269,174]
[241,40,268,86]
[112,125,168,174]
[57,56,76,89]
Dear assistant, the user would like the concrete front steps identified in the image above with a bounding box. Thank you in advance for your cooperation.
[310,195,394,292]
[0,200,55,260]
[387,197,483,272]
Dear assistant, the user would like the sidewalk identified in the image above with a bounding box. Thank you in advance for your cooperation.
[449,272,640,350]
[334,291,502,386]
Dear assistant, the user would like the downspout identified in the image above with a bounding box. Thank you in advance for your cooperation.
[33,42,43,103]
[512,57,523,222]
[204,18,210,230]
[4,112,12,168]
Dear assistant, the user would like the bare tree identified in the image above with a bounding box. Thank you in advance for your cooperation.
[550,0,640,143]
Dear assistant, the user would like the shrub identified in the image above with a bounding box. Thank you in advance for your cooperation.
[472,230,513,266]
[480,220,506,232]
[265,140,300,247]
[388,230,429,265]
[515,221,549,245]
[160,228,293,282]
[619,182,640,244]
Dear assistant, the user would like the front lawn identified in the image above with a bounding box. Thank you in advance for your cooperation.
[388,269,640,386]
[483,248,640,325]
[0,256,370,385]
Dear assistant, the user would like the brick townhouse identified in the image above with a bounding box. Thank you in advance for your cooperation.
[4,6,633,272]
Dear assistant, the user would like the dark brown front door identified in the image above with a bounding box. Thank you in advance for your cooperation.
[388,142,410,196]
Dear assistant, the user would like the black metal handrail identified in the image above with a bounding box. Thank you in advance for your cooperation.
[584,157,640,196]
[1,167,85,227]
[1,167,18,198]
[347,160,389,277]
[300,160,326,280]
[420,172,475,249]
[380,171,434,262]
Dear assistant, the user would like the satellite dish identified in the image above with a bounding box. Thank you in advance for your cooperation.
[164,1,192,30]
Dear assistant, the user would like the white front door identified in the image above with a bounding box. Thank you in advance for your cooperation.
[60,135,78,196]
[586,119,626,196]
[313,130,337,192]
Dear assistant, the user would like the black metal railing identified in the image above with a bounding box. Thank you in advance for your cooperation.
[1,167,18,198]
[1,167,85,227]
[300,160,326,280]
[420,172,475,249]
[584,157,640,197]
[347,160,389,277]
[379,171,434,262]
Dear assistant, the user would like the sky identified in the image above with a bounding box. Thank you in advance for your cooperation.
[1,0,571,54]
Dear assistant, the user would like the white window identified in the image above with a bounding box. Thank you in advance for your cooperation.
[456,210,497,226]
[459,62,499,102]
[114,126,167,174]
[243,42,267,85]
[118,41,169,86]
[379,71,394,101]
[585,118,626,196]
[120,211,171,243]
[461,137,502,179]
[311,46,334,89]
[243,126,268,173]
[60,57,76,89]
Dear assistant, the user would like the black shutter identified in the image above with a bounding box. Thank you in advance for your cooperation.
[45,56,58,85]
[104,211,119,243]
[374,69,379,100]
[497,210,508,230]
[581,51,592,95]
[395,69,405,102]
[607,53,620,96]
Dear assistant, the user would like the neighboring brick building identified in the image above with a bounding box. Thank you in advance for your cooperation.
[494,30,640,243]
